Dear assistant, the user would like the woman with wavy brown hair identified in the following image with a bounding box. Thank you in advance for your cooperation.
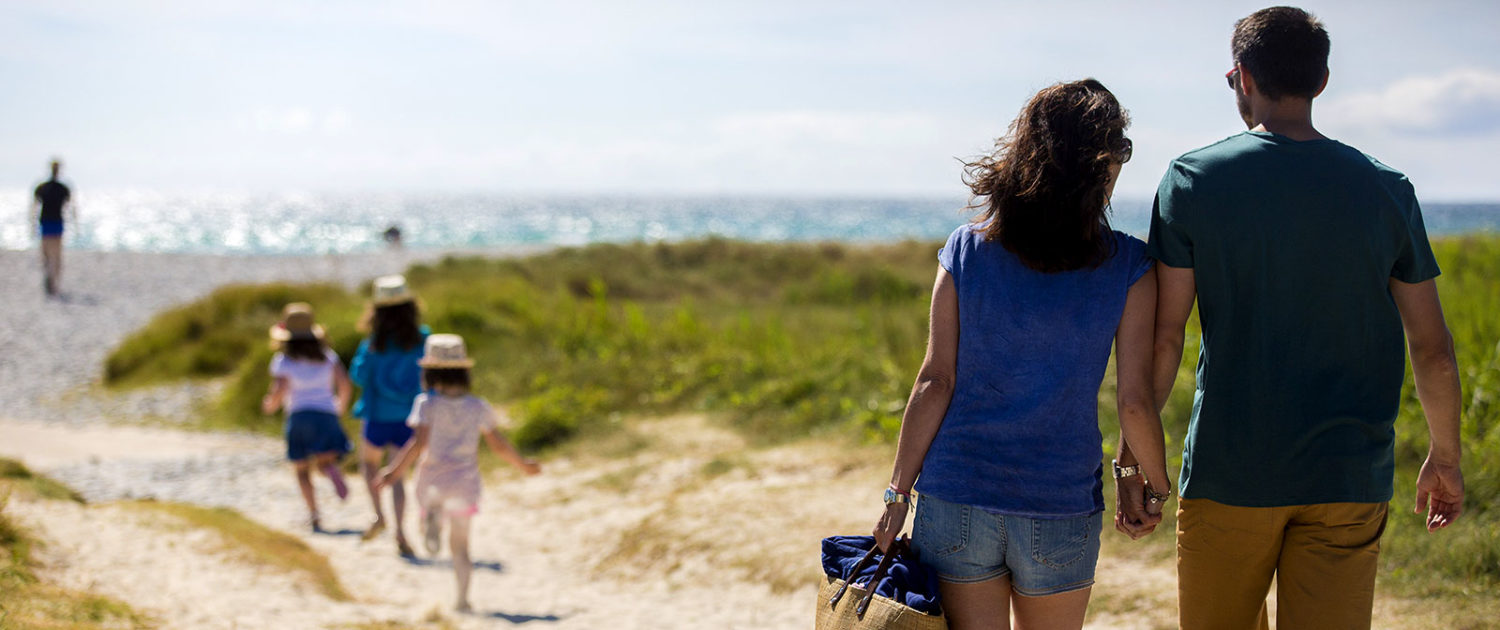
[872,79,1172,629]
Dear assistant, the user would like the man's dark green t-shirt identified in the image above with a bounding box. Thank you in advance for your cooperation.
[1147,131,1440,507]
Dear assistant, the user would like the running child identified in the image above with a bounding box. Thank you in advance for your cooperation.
[262,302,353,532]
[350,275,427,556]
[377,334,541,613]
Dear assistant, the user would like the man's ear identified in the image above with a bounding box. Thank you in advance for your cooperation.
[1239,64,1258,98]
[1312,69,1330,99]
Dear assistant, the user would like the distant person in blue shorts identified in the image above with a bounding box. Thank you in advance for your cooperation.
[31,159,73,296]
[1138,7,1466,629]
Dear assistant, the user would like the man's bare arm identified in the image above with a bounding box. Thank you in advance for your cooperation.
[1389,278,1463,531]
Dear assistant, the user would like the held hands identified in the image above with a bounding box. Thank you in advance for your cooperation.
[1415,454,1463,532]
[518,459,542,476]
[1114,475,1164,540]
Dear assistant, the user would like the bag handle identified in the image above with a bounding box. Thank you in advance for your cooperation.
[826,535,911,620]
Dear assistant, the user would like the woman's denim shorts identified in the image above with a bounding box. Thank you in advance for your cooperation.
[911,493,1102,596]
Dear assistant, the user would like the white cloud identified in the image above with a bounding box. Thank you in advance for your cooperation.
[243,108,353,136]
[1323,68,1500,135]
[712,111,942,146]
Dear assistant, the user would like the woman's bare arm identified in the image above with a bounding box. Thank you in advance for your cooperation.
[873,267,959,551]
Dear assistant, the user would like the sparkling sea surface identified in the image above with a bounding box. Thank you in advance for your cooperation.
[2,190,1497,255]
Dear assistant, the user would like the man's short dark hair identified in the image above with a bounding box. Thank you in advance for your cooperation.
[1232,6,1330,100]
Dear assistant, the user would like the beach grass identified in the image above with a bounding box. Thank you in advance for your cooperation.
[124,501,351,602]
[0,458,85,504]
[1,473,156,629]
[106,238,935,447]
[104,236,1500,600]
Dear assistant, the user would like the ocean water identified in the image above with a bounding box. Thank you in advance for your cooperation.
[1,190,1497,255]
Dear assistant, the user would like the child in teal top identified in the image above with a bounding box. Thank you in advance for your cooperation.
[350,275,427,556]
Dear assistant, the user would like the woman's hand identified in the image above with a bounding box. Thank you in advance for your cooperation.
[1114,475,1161,540]
[519,459,542,476]
[873,503,909,552]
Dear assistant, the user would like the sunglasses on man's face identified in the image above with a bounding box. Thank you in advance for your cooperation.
[1226,67,1240,90]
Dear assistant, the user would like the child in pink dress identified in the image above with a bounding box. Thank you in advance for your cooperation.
[377,334,540,613]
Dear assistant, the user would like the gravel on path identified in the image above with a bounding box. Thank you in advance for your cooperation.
[0,248,437,425]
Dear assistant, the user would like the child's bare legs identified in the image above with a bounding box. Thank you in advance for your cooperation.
[360,440,388,534]
[449,511,474,612]
[360,441,411,552]
[293,460,319,530]
[315,452,348,500]
[390,460,409,551]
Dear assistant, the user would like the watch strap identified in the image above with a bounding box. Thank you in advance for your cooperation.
[883,486,911,505]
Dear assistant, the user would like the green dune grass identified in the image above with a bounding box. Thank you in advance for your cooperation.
[105,236,1500,599]
[1,458,85,504]
[1,460,155,629]
[125,501,351,602]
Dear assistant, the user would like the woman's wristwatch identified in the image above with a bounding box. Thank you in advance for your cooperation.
[883,485,912,507]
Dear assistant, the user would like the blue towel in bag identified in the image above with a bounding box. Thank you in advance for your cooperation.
[821,535,942,615]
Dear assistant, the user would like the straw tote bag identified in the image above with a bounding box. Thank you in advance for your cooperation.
[816,535,947,630]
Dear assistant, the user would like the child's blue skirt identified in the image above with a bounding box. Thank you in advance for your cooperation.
[285,410,351,461]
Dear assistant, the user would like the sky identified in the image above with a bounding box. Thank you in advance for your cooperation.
[3,0,1499,200]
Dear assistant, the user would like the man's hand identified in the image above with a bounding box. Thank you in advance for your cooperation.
[1415,455,1463,532]
[1115,475,1161,539]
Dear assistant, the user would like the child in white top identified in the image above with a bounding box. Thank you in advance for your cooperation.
[378,334,540,613]
[261,303,353,532]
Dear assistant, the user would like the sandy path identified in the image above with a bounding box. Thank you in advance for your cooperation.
[0,414,826,629]
[2,411,1187,630]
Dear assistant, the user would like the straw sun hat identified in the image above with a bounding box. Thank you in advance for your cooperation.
[418,333,475,368]
[268,302,326,342]
[371,274,416,306]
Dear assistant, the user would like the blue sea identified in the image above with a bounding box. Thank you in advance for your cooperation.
[2,190,1498,255]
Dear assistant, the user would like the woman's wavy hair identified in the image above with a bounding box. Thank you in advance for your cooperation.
[358,301,423,353]
[963,78,1131,273]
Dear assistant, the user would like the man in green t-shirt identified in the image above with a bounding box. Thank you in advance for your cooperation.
[1132,7,1465,629]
